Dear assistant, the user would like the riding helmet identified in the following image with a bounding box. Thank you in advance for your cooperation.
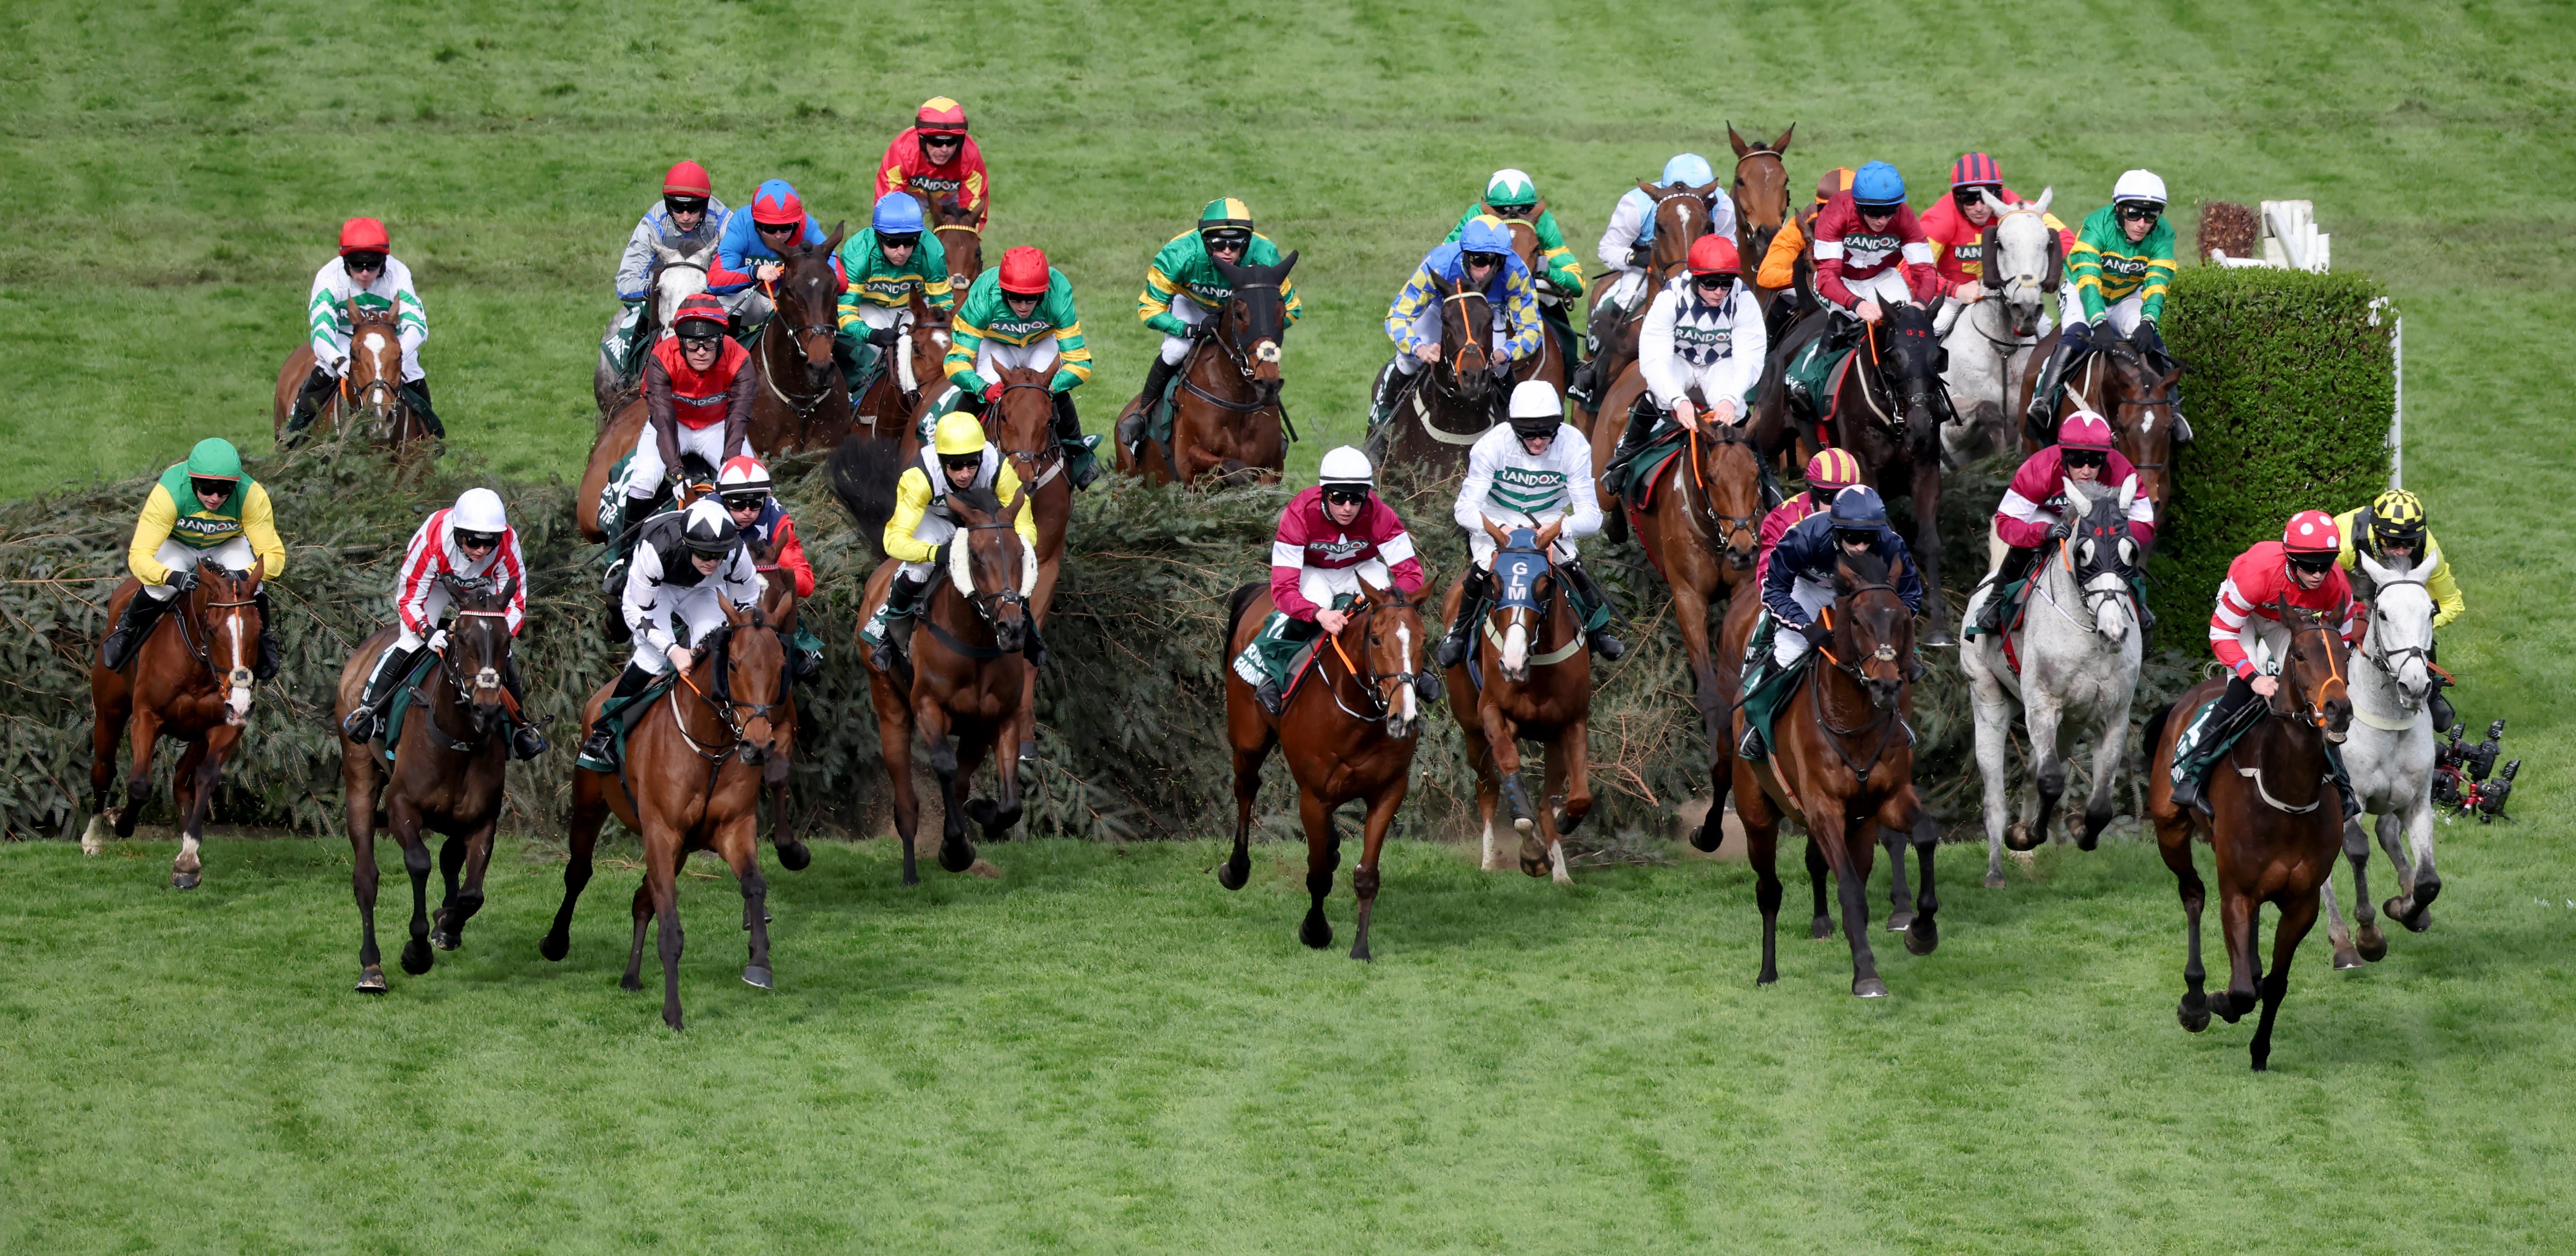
[933,411,988,458]
[1506,381,1563,438]
[1660,153,1715,187]
[2282,509,2341,556]
[1317,445,1374,490]
[338,217,390,256]
[2367,489,2428,550]
[749,179,806,227]
[2111,169,2169,210]
[1804,448,1863,493]
[681,498,740,556]
[661,161,713,199]
[1950,152,2002,189]
[1814,167,1855,206]
[672,294,730,337]
[717,456,773,502]
[1457,216,1513,257]
[1828,484,1889,532]
[1199,197,1255,250]
[1686,234,1741,277]
[2056,410,2116,452]
[183,437,245,484]
[1851,162,1906,212]
[1483,169,1539,208]
[451,487,508,536]
[871,191,926,235]
[915,96,970,135]
[997,246,1051,296]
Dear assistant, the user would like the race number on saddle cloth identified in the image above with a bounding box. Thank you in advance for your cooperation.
[1431,382,1625,666]
[617,295,756,510]
[859,413,1040,657]
[602,161,730,367]
[99,437,290,675]
[1735,486,1924,761]
[1231,447,1427,709]
[1753,448,1863,590]
[833,192,953,391]
[1382,218,1543,384]
[707,179,845,332]
[1594,153,1738,316]
[338,488,543,759]
[2166,513,2368,815]
[1916,152,2071,334]
[1968,411,2157,637]
[874,97,989,222]
[1614,235,1767,474]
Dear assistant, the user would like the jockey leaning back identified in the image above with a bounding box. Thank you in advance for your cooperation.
[600,160,730,384]
[1778,161,1942,423]
[937,246,1102,488]
[1119,197,1305,461]
[575,497,765,769]
[1735,484,1927,761]
[2336,488,2464,732]
[859,411,1041,668]
[1434,380,1624,666]
[833,191,954,394]
[1753,165,1854,340]
[2164,511,2368,817]
[1450,170,1584,367]
[876,96,989,226]
[1233,445,1433,716]
[98,438,287,679]
[708,178,849,355]
[1967,410,2157,636]
[1608,233,1768,470]
[2024,169,2180,431]
[338,487,546,760]
[603,294,758,548]
[1755,447,1866,590]
[286,218,438,440]
[1367,216,1543,430]
[715,455,825,681]
[1919,152,2071,338]
[1572,153,1740,406]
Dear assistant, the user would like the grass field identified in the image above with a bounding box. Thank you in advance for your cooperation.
[6,0,2576,1251]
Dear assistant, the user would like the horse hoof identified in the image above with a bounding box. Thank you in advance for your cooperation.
[901,868,921,887]
[2004,823,2040,853]
[742,966,773,991]
[664,1011,686,1033]
[2356,925,2388,963]
[1216,858,1249,892]
[937,842,976,875]
[1885,910,1914,934]
[172,870,200,890]
[1905,919,1938,956]
[355,967,387,994]
[1688,822,1722,854]
[2332,946,2364,971]
[2214,992,2250,1025]
[1809,916,1832,940]
[2178,993,2211,1033]
[1349,940,1372,963]
[1299,915,1332,950]
[2388,897,2432,933]
[776,842,812,872]
[400,942,434,976]
[1983,872,2007,889]
[539,933,569,963]
[620,973,644,992]
[1511,815,1534,837]
[430,931,458,952]
[1853,977,1889,999]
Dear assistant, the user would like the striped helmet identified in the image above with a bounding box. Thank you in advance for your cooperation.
[1950,152,2002,188]
[1484,168,1539,207]
[2367,489,2427,549]
[915,96,969,134]
[672,294,730,334]
[1199,197,1254,250]
[1804,448,1862,492]
[2283,510,2342,556]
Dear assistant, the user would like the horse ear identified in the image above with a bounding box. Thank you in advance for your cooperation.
[1771,122,1795,153]
[2356,548,2394,587]
[2061,476,2090,513]
[1358,572,1388,602]
[2033,186,2054,215]
[1728,123,1750,157]
[2042,231,2064,292]
[1003,484,1029,521]
[1981,187,2011,219]
[1274,249,1298,278]
[821,220,847,256]
[1535,518,1563,552]
[1212,255,1245,287]
[1481,516,1508,545]
[1635,178,1662,198]
[1690,179,1721,198]
[1979,223,1999,278]
[2117,477,2137,515]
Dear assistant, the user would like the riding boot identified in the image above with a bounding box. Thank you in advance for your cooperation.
[2429,682,2457,738]
[833,326,873,393]
[1434,565,1494,669]
[251,589,283,680]
[577,662,656,769]
[98,588,176,671]
[397,378,446,439]
[502,657,547,760]
[2167,675,2258,813]
[284,365,337,443]
[1973,547,2037,634]
[1052,391,1101,489]
[1608,394,1663,470]
[1366,357,1414,432]
[1735,618,1779,761]
[340,643,422,744]
[2325,742,2362,821]
[865,572,931,670]
[1564,355,1601,410]
[1254,677,1286,716]
[2024,328,2087,434]
[1561,558,1627,660]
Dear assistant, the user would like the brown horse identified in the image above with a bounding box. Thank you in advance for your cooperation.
[1440,520,1593,885]
[576,397,649,545]
[1367,276,1503,471]
[273,300,428,452]
[331,574,520,993]
[853,287,954,444]
[909,190,983,294]
[1727,124,1795,309]
[2143,602,2354,1069]
[1594,396,1767,748]
[745,222,854,456]
[1503,221,1569,399]
[544,600,790,1031]
[1219,579,1430,959]
[1116,253,1297,487]
[84,562,267,888]
[750,567,815,876]
[2019,337,2184,535]
[1580,179,1716,422]
[1725,549,1941,996]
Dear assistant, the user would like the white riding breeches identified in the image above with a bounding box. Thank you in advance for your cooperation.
[393,582,457,653]
[1298,559,1392,612]
[143,538,256,601]
[975,337,1060,376]
[1595,270,1649,318]
[1646,356,1754,416]
[1770,576,1836,666]
[1829,269,1916,312]
[1159,292,1212,366]
[2061,289,2145,337]
[1392,304,1508,376]
[725,289,774,328]
[849,302,909,333]
[620,421,733,500]
[1468,527,1579,570]
[629,584,735,675]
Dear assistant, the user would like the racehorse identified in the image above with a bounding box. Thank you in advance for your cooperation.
[745,222,854,456]
[750,563,816,878]
[1940,189,2058,464]
[273,299,428,453]
[909,190,983,294]
[2144,600,2354,1069]
[853,287,953,444]
[544,599,790,1031]
[1440,521,1593,886]
[963,365,1071,763]
[1116,252,1297,486]
[2018,335,2183,535]
[595,238,715,414]
[1581,179,1716,422]
[1502,222,1570,400]
[331,574,521,993]
[1368,274,1505,470]
[1960,477,2145,888]
[1727,123,1795,303]
[2320,549,2443,969]
[576,397,649,545]
[1724,548,1941,996]
[84,561,267,889]
[1219,578,1429,959]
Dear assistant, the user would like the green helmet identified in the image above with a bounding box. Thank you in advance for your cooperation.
[184,437,243,482]
[1483,168,1539,208]
[1200,196,1254,233]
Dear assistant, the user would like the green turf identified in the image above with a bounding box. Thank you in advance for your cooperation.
[6,0,2576,1250]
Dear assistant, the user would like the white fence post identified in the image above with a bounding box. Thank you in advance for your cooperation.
[2391,315,2404,489]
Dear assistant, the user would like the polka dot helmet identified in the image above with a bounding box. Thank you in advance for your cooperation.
[2282,510,2342,556]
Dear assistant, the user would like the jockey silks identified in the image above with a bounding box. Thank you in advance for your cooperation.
[649,335,752,430]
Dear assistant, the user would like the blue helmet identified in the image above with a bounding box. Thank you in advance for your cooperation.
[1851,161,1906,211]
[1661,153,1716,186]
[1457,215,1513,256]
[1828,484,1889,530]
[871,191,925,234]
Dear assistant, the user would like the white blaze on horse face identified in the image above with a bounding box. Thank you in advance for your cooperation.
[1397,624,1417,726]
[220,609,253,723]
[1503,619,1529,676]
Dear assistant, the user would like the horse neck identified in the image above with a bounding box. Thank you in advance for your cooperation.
[1185,318,1254,398]
[2235,708,2334,804]
[2346,608,2417,721]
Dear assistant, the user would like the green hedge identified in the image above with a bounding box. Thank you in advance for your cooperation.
[2156,266,2396,644]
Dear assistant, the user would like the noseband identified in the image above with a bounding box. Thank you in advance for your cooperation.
[1687,426,1761,553]
[2361,577,2433,680]
[1316,596,1425,723]
[670,624,786,765]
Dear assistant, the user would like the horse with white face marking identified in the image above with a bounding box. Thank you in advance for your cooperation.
[2320,549,2444,968]
[1960,475,2145,887]
[1941,188,2059,464]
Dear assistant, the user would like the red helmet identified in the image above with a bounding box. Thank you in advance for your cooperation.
[998,246,1050,296]
[1804,447,1862,492]
[1686,234,1741,277]
[1950,152,2002,188]
[2283,510,2342,556]
[2056,410,2115,452]
[672,294,730,333]
[338,217,390,256]
[915,96,969,135]
[662,160,713,198]
[750,183,805,226]
[718,455,773,499]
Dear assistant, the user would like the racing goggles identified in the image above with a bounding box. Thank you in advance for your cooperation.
[938,453,982,475]
[1489,202,1536,218]
[721,491,767,513]
[455,529,501,552]
[1322,486,1371,507]
[1692,273,1735,293]
[2117,203,2162,223]
[189,477,235,500]
[1832,528,1878,549]
[1461,250,1504,270]
[1952,184,2001,206]
[2373,523,2426,549]
[2286,550,2338,574]
[343,251,386,273]
[663,195,708,217]
[676,323,728,347]
[876,231,921,250]
[920,133,963,150]
[1202,229,1251,252]
[2061,448,2109,469]
[1853,201,1902,218]
[754,219,799,236]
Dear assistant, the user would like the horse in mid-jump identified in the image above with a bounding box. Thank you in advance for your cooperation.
[1440,521,1594,885]
[745,222,854,456]
[85,561,267,889]
[2019,336,2184,536]
[2320,549,2445,969]
[1116,252,1297,487]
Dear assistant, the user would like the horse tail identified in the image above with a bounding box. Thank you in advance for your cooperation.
[1224,581,1266,651]
[827,431,903,552]
[2141,700,2178,759]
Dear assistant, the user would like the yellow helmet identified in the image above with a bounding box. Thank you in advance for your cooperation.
[933,410,987,457]
[2367,488,2427,549]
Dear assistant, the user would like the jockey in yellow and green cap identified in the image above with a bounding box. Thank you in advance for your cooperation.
[98,437,287,676]
[1449,169,1584,366]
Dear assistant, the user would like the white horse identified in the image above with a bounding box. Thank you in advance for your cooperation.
[2321,549,2443,969]
[1940,188,2057,465]
[593,239,716,410]
[1960,475,2144,888]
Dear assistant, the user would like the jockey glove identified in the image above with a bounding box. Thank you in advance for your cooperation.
[1797,619,1834,648]
[868,325,900,349]
[983,382,1005,404]
[2131,321,2165,359]
[2047,519,2073,542]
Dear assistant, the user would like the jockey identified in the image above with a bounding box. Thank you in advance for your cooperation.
[1779,162,1942,418]
[608,295,757,542]
[287,218,438,439]
[1754,447,1865,590]
[716,455,823,680]
[707,178,846,336]
[1919,152,2071,336]
[1368,216,1542,430]
[577,497,766,768]
[98,438,286,678]
[1593,153,1738,322]
[601,160,731,380]
[1123,197,1305,455]
[1610,234,1767,468]
[2166,512,2369,815]
[1969,410,2157,634]
[2334,488,2464,730]
[1435,381,1622,666]
[1450,169,1584,362]
[339,488,544,760]
[1754,166,1854,336]
[833,191,954,393]
[941,246,1101,489]
[859,412,1040,669]
[874,97,989,226]
[2025,169,2178,429]
[1736,485,1926,761]
[1232,446,1431,715]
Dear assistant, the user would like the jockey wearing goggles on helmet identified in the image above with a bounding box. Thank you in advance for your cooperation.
[342,487,541,758]
[1753,448,1864,591]
[2027,169,2180,430]
[1433,382,1625,668]
[1233,445,1431,714]
[99,437,288,680]
[288,218,440,442]
[939,245,1101,489]
[859,411,1040,669]
[1812,162,1941,327]
[601,160,732,382]
[876,97,989,227]
[1370,216,1543,431]
[1736,484,1926,761]
[1917,153,2073,335]
[1127,197,1304,455]
[610,293,756,545]
[577,497,763,767]
[832,191,955,394]
[1613,233,1767,468]
[1971,411,2157,634]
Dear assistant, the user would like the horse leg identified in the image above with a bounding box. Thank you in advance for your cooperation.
[2214,885,2260,1025]
[1910,458,1953,647]
[541,773,603,963]
[348,776,386,993]
[429,831,469,950]
[880,713,924,887]
[2024,697,2067,849]
[1804,838,1832,940]
[1479,705,1538,864]
[645,830,687,1031]
[1220,737,1271,892]
[959,724,1020,843]
[2322,868,2360,970]
[169,737,212,889]
[1541,725,1590,886]
[116,708,161,839]
[1971,681,2017,886]
[436,820,500,953]
[2250,887,2321,1072]
[1881,824,1914,933]
[2078,702,2127,850]
[2348,815,2388,963]
[1296,790,1338,950]
[1813,811,1885,997]
[765,744,810,872]
[2155,816,2211,1030]
[85,687,132,854]
[917,704,975,875]
[2384,803,2441,932]
[1349,784,1406,962]
[1742,789,1785,985]
[1674,588,1724,751]
[1463,725,1507,873]
[390,801,435,976]
[720,818,772,991]
[1906,810,1941,955]
[622,879,653,992]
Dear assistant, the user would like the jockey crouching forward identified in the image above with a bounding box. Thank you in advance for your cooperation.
[707,179,848,346]
[1368,217,1542,430]
[601,160,730,381]
[1451,170,1584,367]
[340,488,545,760]
[1232,446,1431,715]
[2166,512,2368,817]
[717,455,824,680]
[1122,197,1304,458]
[1754,166,1855,341]
[576,498,765,769]
[1920,152,2070,338]
[938,246,1101,489]
[1754,448,1865,590]
[2025,169,2179,430]
[98,438,287,677]
[1780,162,1941,422]
[287,217,439,440]
[2336,488,2464,732]
[607,295,756,545]
[876,96,989,226]
[1736,486,1925,761]
[1968,411,2156,636]
[1434,381,1623,666]
[832,192,953,395]
[859,413,1041,669]
[1609,234,1767,470]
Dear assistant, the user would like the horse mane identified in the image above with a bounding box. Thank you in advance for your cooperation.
[1224,581,1266,645]
[826,431,904,544]
[1838,547,1891,587]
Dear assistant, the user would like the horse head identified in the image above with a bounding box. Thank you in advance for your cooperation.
[1830,548,1913,712]
[2059,476,2141,642]
[2355,548,2438,710]
[2272,597,2355,743]
[441,572,518,737]
[983,363,1059,488]
[777,221,849,387]
[1211,250,1297,386]
[919,192,982,290]
[1693,415,1766,571]
[1879,304,1945,436]
[650,239,714,330]
[1353,574,1426,740]
[191,562,264,726]
[1432,273,1494,406]
[1727,122,1795,268]
[1480,517,1563,683]
[946,486,1036,655]
[1980,188,2056,338]
[343,299,404,428]
[2100,339,2181,530]
[714,596,787,765]
[1638,178,1717,282]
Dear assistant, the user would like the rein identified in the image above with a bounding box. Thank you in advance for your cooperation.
[412,607,513,755]
[1683,425,1761,556]
[1312,596,1425,725]
[1799,588,1915,786]
[991,381,1066,488]
[759,297,841,418]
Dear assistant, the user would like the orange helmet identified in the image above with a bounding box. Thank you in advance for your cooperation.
[1814,167,1855,206]
[915,96,968,135]
[1804,448,1863,492]
[1686,234,1741,276]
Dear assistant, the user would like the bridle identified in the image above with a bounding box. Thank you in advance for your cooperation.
[415,602,512,753]
[759,263,843,418]
[1438,288,1494,393]
[2035,513,2140,637]
[951,519,1034,634]
[1730,147,1788,237]
[1484,538,1582,670]
[666,622,786,768]
[1648,189,1708,286]
[1975,206,2055,337]
[2360,573,2433,682]
[1684,423,1762,561]
[990,380,1065,489]
[1806,582,1917,783]
[2267,598,2351,732]
[172,572,260,706]
[1313,594,1427,724]
[1179,285,1285,414]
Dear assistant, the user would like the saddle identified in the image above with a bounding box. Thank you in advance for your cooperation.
[572,673,681,772]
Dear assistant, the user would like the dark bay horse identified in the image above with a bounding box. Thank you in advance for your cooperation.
[746,222,853,456]
[273,299,428,453]
[1440,521,1593,885]
[751,566,815,876]
[909,190,983,294]
[2020,337,2184,536]
[853,287,953,445]
[970,366,1071,763]
[1597,401,1767,750]
[85,562,266,889]
[1219,578,1430,959]
[1724,550,1941,997]
[332,575,520,993]
[2144,601,2354,1070]
[1369,276,1502,471]
[1727,123,1795,308]
[545,600,790,1031]
[1116,253,1297,487]
[1580,179,1715,422]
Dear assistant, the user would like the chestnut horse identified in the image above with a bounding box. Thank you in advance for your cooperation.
[1367,276,1502,471]
[745,221,853,456]
[1503,222,1569,399]
[2019,337,2184,536]
[544,600,790,1031]
[84,562,266,889]
[1440,521,1593,886]
[332,574,521,993]
[1219,578,1430,959]
[970,368,1072,763]
[751,566,816,876]
[273,300,428,452]
[1116,253,1297,487]
[1724,549,1941,996]
[2143,600,2354,1070]
[1580,179,1715,422]
[1727,123,1796,306]
[909,190,983,294]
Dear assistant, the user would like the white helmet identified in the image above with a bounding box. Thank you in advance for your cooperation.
[451,487,507,536]
[1317,445,1374,488]
[1508,380,1563,420]
[2111,169,2168,209]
